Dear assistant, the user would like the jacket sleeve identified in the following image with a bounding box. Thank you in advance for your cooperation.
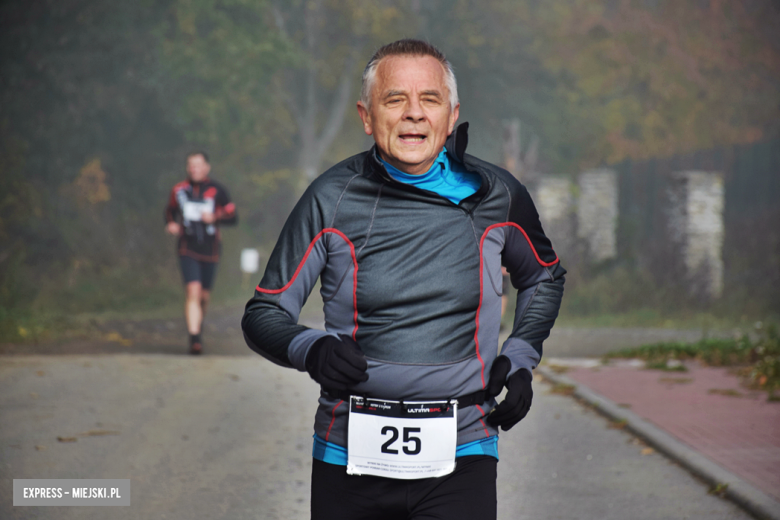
[164,186,180,224]
[215,184,237,225]
[500,181,565,378]
[241,183,335,369]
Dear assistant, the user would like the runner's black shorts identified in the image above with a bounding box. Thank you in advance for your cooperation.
[179,255,218,290]
[311,455,497,520]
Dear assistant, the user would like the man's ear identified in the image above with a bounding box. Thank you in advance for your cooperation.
[448,103,460,135]
[356,101,373,136]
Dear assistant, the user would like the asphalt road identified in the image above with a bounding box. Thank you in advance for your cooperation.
[1,354,752,520]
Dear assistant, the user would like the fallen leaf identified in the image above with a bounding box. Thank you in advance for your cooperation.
[708,483,729,497]
[78,430,120,437]
[549,383,576,396]
[35,370,45,377]
[608,418,628,429]
[105,332,132,346]
[658,377,693,384]
[30,392,38,399]
[35,445,47,451]
[57,437,78,443]
[707,388,744,398]
[641,447,654,455]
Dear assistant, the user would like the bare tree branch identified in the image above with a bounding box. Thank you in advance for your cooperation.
[271,4,288,39]
[314,50,359,163]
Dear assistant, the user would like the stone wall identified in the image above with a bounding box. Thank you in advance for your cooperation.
[665,171,725,298]
[528,169,724,300]
[576,169,618,263]
[531,175,575,257]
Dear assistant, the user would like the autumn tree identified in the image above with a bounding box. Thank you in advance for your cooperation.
[525,0,780,167]
[270,0,413,181]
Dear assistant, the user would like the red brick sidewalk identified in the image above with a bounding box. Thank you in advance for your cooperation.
[563,362,780,502]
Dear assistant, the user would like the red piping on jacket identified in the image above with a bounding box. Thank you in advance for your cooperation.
[474,222,560,387]
[325,400,344,442]
[475,404,491,437]
[256,228,359,340]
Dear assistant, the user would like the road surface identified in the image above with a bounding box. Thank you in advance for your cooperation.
[1,354,751,519]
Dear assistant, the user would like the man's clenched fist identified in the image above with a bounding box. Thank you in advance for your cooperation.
[485,355,533,431]
[305,334,369,390]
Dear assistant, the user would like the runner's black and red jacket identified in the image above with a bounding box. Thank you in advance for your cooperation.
[242,123,565,448]
[164,177,237,262]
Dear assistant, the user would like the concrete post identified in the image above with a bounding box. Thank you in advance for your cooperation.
[577,169,618,263]
[532,176,575,256]
[666,171,725,298]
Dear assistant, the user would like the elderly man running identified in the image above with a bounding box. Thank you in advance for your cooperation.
[243,39,565,519]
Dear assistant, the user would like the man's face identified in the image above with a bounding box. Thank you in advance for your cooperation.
[186,155,211,183]
[357,55,459,176]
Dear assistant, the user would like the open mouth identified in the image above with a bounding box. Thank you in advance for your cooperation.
[398,133,427,144]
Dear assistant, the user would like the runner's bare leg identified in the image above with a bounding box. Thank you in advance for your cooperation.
[185,281,203,335]
[200,289,210,320]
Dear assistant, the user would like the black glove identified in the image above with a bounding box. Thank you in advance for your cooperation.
[305,334,369,390]
[485,355,533,431]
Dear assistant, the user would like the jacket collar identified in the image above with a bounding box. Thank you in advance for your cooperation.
[444,122,469,164]
[365,122,470,181]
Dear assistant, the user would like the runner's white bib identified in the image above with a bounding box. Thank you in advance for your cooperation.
[182,200,213,222]
[347,397,458,479]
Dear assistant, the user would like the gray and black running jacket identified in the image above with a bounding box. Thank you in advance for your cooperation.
[242,123,565,447]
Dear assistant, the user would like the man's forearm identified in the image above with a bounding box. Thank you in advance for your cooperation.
[500,263,566,375]
[511,275,565,353]
[242,297,308,367]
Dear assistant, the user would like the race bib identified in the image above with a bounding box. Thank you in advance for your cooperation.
[347,397,457,479]
[182,200,213,222]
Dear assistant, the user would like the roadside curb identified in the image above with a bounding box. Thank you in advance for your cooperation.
[536,366,780,520]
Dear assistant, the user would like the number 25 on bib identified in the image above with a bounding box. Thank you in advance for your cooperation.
[347,397,458,479]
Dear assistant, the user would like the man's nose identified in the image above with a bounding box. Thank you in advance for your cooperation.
[403,97,426,122]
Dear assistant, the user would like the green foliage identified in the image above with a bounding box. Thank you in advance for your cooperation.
[0,307,75,345]
[560,266,662,317]
[1,0,777,330]
[645,360,689,372]
[603,337,756,366]
[523,0,780,168]
[157,0,297,164]
[743,326,780,400]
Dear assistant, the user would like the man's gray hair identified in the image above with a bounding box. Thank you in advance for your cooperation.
[360,39,459,112]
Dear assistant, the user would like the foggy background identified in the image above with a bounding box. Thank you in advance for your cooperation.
[1,0,779,342]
